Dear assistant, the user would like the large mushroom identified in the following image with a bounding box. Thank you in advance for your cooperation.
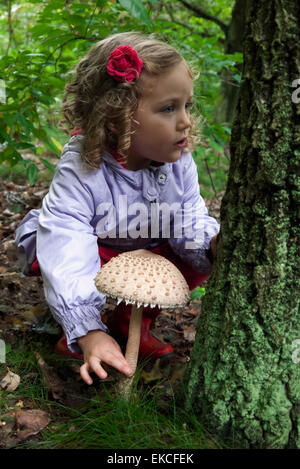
[94,249,190,398]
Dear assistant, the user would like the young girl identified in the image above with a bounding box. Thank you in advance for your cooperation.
[15,31,219,386]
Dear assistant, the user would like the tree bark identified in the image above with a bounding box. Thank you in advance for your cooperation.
[182,0,300,448]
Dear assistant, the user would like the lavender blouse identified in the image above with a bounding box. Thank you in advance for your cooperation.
[15,135,219,353]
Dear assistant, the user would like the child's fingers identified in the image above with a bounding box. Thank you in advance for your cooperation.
[88,356,108,380]
[80,362,93,385]
[80,360,107,385]
[102,351,133,377]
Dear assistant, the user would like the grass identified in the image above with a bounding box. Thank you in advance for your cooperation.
[29,387,217,450]
[0,332,221,449]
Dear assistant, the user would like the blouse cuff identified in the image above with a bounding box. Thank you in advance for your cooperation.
[186,248,213,275]
[50,303,110,354]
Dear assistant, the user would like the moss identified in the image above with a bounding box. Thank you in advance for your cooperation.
[182,0,300,448]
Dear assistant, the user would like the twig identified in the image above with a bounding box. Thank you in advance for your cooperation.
[204,158,218,198]
[45,34,102,68]
[0,272,20,278]
[177,0,229,36]
[163,5,224,44]
[6,0,14,55]
[84,5,97,37]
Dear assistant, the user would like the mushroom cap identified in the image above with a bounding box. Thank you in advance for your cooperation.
[94,249,190,309]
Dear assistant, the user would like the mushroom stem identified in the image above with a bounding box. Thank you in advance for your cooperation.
[119,303,144,399]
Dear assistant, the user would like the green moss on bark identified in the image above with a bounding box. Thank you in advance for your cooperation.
[182,0,300,448]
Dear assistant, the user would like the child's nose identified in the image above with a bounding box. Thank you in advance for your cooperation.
[177,110,191,130]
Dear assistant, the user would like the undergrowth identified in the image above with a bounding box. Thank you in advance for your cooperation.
[0,333,221,449]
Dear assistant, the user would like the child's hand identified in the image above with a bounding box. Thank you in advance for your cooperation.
[77,330,133,385]
[210,234,218,259]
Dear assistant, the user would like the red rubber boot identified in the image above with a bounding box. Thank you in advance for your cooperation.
[54,335,84,360]
[107,303,174,359]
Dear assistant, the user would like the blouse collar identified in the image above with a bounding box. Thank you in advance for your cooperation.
[70,129,163,171]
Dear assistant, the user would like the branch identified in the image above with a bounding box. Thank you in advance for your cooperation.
[44,34,102,69]
[84,5,98,37]
[177,0,229,36]
[6,0,14,55]
[163,4,225,45]
[204,157,218,198]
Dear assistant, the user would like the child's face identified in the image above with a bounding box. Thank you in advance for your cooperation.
[127,61,194,170]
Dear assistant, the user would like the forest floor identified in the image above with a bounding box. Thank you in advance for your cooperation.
[0,175,222,449]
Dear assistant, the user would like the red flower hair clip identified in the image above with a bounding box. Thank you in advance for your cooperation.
[107,45,143,82]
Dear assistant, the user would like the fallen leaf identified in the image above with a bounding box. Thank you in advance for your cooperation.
[183,327,196,342]
[0,265,7,274]
[18,304,48,323]
[12,319,25,331]
[15,409,50,440]
[141,359,163,384]
[2,239,17,262]
[169,364,185,384]
[34,352,66,401]
[0,369,20,391]
[3,208,15,217]
[187,306,201,317]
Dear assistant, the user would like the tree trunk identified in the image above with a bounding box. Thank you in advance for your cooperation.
[182,0,300,448]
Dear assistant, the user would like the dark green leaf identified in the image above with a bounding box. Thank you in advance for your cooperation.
[14,142,37,152]
[232,74,241,83]
[39,157,56,173]
[96,0,109,7]
[118,0,151,26]
[209,140,224,153]
[16,113,34,134]
[26,163,38,185]
[0,146,23,166]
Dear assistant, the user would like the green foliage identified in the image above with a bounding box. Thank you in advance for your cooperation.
[0,0,241,192]
[119,0,151,26]
[190,286,206,301]
[194,122,231,197]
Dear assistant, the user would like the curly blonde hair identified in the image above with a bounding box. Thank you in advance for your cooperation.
[60,31,201,169]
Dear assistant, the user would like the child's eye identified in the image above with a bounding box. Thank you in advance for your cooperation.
[162,105,174,113]
[161,102,193,113]
[185,102,193,110]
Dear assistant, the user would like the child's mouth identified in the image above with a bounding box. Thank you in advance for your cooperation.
[175,138,187,148]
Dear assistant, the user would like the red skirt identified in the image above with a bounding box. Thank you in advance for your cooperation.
[31,242,208,290]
